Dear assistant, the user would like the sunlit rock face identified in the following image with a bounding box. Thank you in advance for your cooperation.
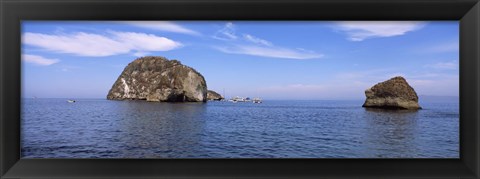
[207,90,224,101]
[107,56,207,102]
[362,76,421,110]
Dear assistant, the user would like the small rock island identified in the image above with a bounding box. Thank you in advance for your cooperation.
[362,76,421,110]
[207,90,224,101]
[107,56,207,102]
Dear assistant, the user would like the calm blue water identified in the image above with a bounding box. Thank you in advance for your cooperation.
[21,99,459,158]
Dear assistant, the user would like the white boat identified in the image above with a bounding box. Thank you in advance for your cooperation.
[230,96,246,102]
[67,100,76,103]
[252,97,262,103]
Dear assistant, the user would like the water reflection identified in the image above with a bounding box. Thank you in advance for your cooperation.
[114,101,207,158]
[362,108,420,158]
[21,99,458,158]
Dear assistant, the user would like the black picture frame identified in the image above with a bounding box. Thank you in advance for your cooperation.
[1,0,479,178]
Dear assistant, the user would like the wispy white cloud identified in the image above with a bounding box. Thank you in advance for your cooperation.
[123,21,201,36]
[212,22,322,59]
[110,31,182,52]
[335,21,426,41]
[23,32,128,56]
[23,31,182,57]
[213,22,238,41]
[243,34,273,46]
[22,54,59,66]
[216,45,323,60]
[132,51,150,57]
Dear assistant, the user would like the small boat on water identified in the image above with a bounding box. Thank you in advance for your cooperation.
[228,96,262,103]
[230,96,246,102]
[67,100,76,103]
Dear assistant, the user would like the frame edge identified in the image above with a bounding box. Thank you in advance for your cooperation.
[1,0,480,178]
[460,1,480,178]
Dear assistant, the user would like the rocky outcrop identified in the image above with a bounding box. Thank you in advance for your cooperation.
[362,76,421,110]
[207,90,224,101]
[107,56,207,102]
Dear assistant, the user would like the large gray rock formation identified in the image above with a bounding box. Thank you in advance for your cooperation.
[207,90,224,101]
[362,76,421,110]
[107,56,207,102]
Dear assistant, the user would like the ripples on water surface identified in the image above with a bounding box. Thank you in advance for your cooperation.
[21,99,459,158]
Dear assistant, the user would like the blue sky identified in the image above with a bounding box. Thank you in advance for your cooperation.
[21,21,459,100]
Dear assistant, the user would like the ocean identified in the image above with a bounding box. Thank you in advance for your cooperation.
[21,98,459,158]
